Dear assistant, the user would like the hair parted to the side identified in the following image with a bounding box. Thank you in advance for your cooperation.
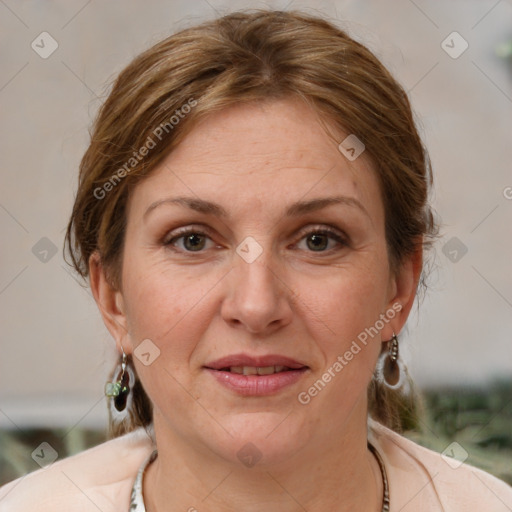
[64,9,439,439]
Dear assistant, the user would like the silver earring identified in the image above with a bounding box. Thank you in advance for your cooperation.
[375,333,405,390]
[105,347,134,421]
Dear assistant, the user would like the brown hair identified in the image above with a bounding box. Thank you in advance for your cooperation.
[64,9,438,438]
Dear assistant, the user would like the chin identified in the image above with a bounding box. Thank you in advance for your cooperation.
[206,411,310,468]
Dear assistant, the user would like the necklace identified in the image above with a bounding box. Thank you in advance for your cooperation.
[368,441,390,512]
[131,444,390,511]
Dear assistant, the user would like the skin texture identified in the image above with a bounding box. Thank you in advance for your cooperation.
[90,98,422,511]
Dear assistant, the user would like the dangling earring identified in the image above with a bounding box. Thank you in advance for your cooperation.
[375,333,405,390]
[105,346,134,420]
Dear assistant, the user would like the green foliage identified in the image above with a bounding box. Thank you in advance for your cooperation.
[403,379,512,485]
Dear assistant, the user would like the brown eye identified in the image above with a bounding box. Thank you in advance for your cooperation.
[297,227,348,253]
[306,233,330,251]
[165,229,213,252]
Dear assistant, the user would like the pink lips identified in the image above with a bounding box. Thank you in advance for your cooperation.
[204,353,309,396]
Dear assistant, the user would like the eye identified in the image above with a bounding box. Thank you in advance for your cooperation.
[295,226,348,253]
[164,228,215,252]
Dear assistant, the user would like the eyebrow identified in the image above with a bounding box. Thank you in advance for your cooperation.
[143,195,370,220]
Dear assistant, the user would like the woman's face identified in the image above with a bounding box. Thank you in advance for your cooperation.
[96,98,417,466]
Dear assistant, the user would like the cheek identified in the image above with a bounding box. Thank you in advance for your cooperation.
[305,259,389,343]
[122,256,217,357]
[122,264,213,407]
[299,259,389,399]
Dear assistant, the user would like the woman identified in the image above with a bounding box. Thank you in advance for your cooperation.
[1,9,511,512]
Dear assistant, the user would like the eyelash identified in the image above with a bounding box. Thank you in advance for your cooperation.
[163,225,349,254]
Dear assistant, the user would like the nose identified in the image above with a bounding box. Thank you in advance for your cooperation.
[220,248,294,336]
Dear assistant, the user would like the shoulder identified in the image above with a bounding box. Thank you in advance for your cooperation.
[368,418,512,512]
[0,427,154,512]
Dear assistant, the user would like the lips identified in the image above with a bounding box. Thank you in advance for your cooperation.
[203,353,310,396]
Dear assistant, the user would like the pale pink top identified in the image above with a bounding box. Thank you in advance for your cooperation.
[1,418,511,511]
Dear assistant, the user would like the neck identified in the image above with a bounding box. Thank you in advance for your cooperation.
[143,402,383,512]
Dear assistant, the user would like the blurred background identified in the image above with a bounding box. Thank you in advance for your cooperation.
[1,0,511,486]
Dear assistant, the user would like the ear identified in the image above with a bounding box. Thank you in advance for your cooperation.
[89,251,132,354]
[381,239,423,342]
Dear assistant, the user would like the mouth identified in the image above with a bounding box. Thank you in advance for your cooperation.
[210,365,306,375]
[204,353,309,371]
[203,354,310,396]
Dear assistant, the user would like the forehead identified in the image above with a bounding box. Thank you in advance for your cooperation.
[126,98,383,226]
